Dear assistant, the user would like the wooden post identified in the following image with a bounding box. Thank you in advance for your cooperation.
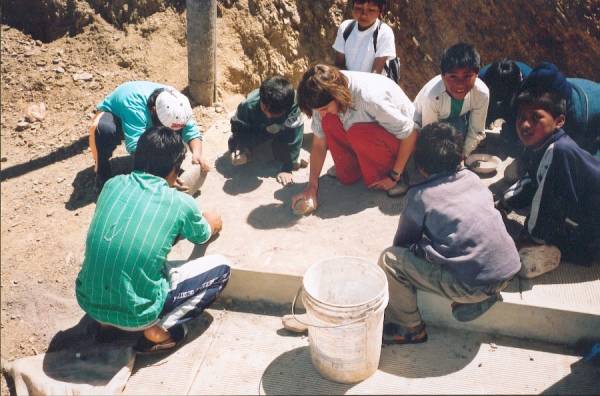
[186,0,217,106]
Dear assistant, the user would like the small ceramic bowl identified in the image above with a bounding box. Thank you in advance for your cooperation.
[465,153,502,175]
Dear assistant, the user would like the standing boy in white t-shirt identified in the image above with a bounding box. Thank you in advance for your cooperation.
[332,0,396,75]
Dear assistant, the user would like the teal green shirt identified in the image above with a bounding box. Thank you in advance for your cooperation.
[449,97,464,119]
[75,171,212,328]
[97,81,202,154]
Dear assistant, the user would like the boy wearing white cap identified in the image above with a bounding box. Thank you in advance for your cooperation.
[90,81,209,192]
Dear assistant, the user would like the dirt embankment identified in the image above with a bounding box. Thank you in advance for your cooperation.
[1,0,599,394]
[3,0,600,97]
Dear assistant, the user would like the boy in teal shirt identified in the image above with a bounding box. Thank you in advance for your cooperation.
[92,81,209,191]
[228,76,305,185]
[77,126,230,353]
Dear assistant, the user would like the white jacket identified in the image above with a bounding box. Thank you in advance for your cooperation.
[413,75,489,156]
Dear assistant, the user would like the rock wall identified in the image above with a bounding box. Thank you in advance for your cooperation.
[221,0,600,96]
[1,0,184,41]
[2,0,599,97]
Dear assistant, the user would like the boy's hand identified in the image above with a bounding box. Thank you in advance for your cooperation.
[203,211,223,235]
[369,177,396,191]
[174,177,190,192]
[276,171,294,186]
[192,153,211,172]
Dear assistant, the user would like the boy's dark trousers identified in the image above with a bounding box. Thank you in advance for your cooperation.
[229,124,299,172]
[94,112,124,183]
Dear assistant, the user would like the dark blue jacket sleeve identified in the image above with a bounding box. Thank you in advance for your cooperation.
[527,148,577,243]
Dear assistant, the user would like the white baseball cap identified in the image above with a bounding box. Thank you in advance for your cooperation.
[155,88,193,130]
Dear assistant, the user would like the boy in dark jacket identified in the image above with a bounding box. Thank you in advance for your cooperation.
[380,122,520,344]
[520,63,600,157]
[489,62,600,157]
[499,80,600,269]
[228,76,305,185]
[479,59,532,137]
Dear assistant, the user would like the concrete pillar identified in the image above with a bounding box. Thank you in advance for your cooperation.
[187,0,217,106]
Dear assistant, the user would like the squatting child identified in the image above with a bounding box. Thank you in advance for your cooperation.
[379,122,520,344]
[228,76,305,185]
[499,73,600,271]
[413,43,489,157]
[91,81,209,193]
[76,126,230,353]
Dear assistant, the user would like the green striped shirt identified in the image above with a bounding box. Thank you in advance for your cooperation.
[76,171,212,328]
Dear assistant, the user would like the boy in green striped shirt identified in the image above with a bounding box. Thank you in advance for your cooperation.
[76,126,230,353]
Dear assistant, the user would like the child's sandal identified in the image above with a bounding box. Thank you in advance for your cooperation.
[134,324,188,355]
[382,322,428,345]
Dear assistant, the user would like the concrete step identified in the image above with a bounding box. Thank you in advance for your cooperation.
[219,262,600,346]
[123,308,600,395]
[169,119,600,347]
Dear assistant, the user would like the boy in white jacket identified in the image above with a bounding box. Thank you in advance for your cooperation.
[413,43,489,156]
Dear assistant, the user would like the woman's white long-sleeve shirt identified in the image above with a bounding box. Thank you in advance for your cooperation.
[311,71,415,140]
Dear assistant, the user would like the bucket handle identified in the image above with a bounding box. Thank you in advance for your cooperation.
[291,286,375,329]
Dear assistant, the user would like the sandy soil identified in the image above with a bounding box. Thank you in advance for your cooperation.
[1,1,600,394]
[0,10,231,394]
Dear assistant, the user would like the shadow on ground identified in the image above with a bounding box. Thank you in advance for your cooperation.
[35,312,214,391]
[214,142,280,196]
[541,357,600,394]
[261,346,354,395]
[65,155,133,210]
[259,324,599,395]
[0,135,89,182]
[518,260,600,293]
[246,177,405,230]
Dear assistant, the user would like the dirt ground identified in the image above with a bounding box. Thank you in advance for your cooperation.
[1,1,600,394]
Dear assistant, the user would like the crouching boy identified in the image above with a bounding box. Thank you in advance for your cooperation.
[413,43,489,157]
[379,122,520,344]
[499,82,600,270]
[228,76,306,185]
[76,126,230,353]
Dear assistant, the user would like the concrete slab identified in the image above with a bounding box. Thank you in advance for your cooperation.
[184,308,599,395]
[168,115,403,276]
[123,312,224,395]
[218,265,600,346]
[169,114,600,346]
[170,118,516,278]
[518,261,600,314]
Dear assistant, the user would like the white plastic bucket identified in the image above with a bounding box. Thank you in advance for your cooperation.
[298,256,388,383]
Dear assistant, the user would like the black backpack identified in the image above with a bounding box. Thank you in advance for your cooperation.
[343,20,401,84]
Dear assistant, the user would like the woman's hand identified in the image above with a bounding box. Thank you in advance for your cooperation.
[368,177,397,191]
[291,187,318,213]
